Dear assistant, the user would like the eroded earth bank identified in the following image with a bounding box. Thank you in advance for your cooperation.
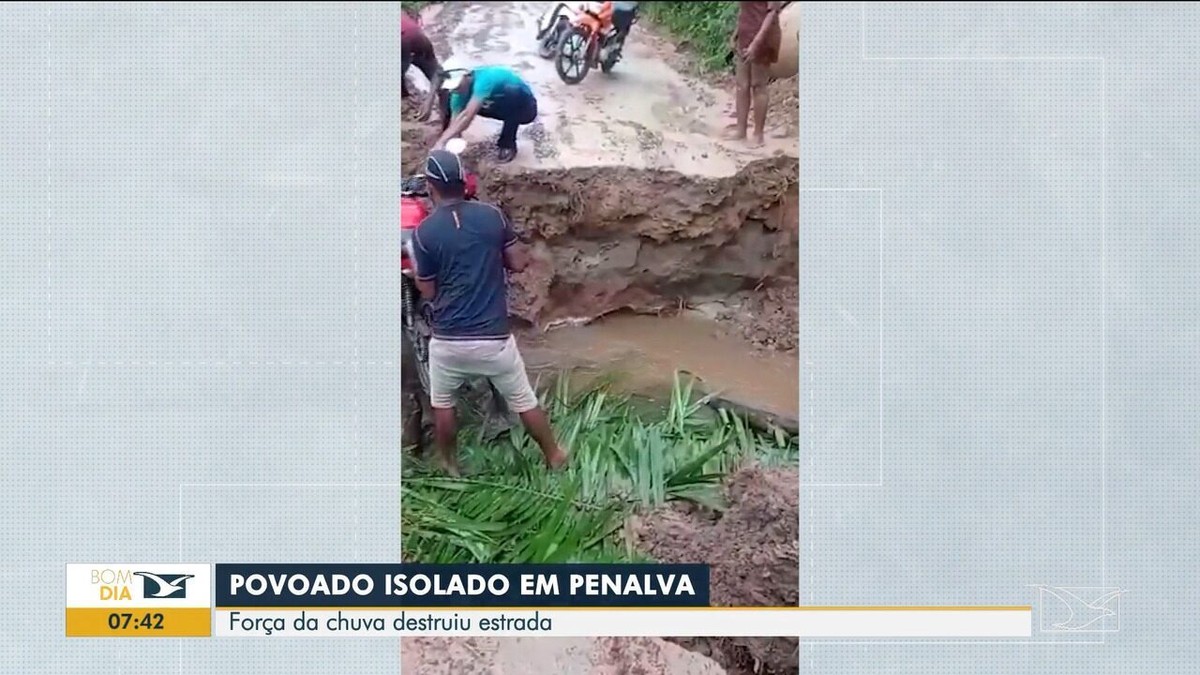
[402,101,800,675]
[402,1,799,672]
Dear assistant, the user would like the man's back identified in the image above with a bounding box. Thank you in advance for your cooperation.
[413,200,515,341]
[450,66,532,116]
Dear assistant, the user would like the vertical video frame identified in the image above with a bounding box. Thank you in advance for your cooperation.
[401,2,799,673]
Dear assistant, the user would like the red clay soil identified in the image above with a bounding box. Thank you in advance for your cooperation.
[633,465,800,675]
[768,76,800,139]
[722,282,799,354]
[401,94,798,347]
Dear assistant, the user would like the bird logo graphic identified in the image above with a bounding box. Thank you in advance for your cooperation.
[1034,586,1125,632]
[133,571,194,600]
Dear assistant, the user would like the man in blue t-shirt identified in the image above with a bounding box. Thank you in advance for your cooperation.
[411,150,568,475]
[434,66,539,163]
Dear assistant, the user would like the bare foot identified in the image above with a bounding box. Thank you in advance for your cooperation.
[544,446,569,471]
[746,134,765,149]
[438,457,462,477]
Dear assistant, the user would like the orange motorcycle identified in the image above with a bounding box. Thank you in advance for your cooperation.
[553,1,634,85]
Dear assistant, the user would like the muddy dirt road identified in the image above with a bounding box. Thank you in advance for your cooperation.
[402,1,799,426]
[413,1,794,175]
[401,6,799,669]
[404,2,799,340]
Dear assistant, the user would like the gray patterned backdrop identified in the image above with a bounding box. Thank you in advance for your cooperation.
[802,2,1199,673]
[4,2,1200,674]
[2,3,400,673]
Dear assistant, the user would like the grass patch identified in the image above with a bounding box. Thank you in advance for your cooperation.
[401,372,798,564]
[640,1,739,73]
[402,1,437,16]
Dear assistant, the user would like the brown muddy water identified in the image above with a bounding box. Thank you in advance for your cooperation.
[520,313,798,421]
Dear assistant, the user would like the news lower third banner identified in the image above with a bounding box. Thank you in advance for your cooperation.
[65,564,213,637]
[65,563,1032,638]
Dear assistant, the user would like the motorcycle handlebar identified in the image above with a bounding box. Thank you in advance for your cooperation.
[401,173,428,197]
[402,173,479,200]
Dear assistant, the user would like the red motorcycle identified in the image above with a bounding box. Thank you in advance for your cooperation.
[400,158,515,439]
[400,164,477,391]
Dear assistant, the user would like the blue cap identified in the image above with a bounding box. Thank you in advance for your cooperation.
[425,149,465,185]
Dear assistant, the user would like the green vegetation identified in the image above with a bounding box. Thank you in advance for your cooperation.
[401,373,797,564]
[402,1,436,16]
[640,1,739,72]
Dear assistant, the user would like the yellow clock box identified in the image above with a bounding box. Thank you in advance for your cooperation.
[65,564,212,638]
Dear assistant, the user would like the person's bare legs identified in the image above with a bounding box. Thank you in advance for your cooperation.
[744,60,772,147]
[749,77,769,148]
[431,406,460,476]
[489,337,569,469]
[518,407,568,469]
[722,60,751,141]
[427,338,467,476]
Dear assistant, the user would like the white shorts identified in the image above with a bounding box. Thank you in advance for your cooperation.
[427,335,540,413]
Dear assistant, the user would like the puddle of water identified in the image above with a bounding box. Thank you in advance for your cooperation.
[521,313,797,419]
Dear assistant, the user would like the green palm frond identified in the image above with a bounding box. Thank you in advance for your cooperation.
[401,370,798,564]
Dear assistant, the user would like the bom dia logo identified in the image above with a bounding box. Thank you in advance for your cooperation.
[91,568,194,601]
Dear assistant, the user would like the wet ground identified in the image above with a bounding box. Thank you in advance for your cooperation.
[401,8,799,671]
[401,636,728,674]
[402,2,800,421]
[636,465,801,675]
[522,313,798,423]
[415,1,795,175]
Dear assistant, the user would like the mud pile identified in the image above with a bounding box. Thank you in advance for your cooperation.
[401,98,432,173]
[479,159,797,329]
[720,282,799,353]
[769,76,800,139]
[401,636,728,674]
[402,102,798,336]
[633,466,800,675]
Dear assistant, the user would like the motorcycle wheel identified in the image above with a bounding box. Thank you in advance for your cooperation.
[538,21,562,59]
[600,42,620,74]
[404,325,432,396]
[537,36,555,59]
[555,26,592,85]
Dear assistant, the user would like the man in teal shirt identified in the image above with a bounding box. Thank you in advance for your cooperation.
[435,66,539,164]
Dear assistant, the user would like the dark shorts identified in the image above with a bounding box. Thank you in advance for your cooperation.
[439,85,538,149]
